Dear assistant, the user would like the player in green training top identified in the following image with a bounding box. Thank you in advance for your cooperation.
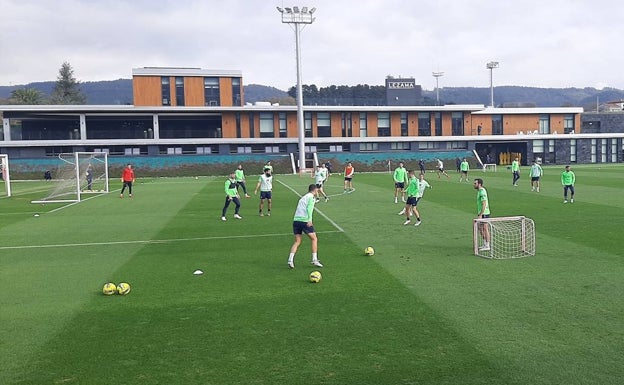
[221,173,242,221]
[511,157,520,186]
[393,162,408,204]
[460,158,470,183]
[288,184,323,269]
[530,160,543,192]
[561,165,576,203]
[235,164,251,198]
[474,178,491,251]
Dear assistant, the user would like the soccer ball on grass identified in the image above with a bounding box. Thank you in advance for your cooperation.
[117,282,131,295]
[309,271,322,283]
[364,246,375,256]
[102,282,117,295]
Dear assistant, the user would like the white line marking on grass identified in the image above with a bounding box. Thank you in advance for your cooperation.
[0,231,343,251]
[276,179,344,233]
[48,191,112,213]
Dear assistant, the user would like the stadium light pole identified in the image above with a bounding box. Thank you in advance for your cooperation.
[486,61,499,107]
[277,6,316,174]
[432,71,444,105]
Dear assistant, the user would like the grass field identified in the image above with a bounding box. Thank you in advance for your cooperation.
[1,165,623,385]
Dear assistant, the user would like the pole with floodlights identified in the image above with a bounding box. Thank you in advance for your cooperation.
[486,61,499,107]
[277,6,316,174]
[432,71,444,105]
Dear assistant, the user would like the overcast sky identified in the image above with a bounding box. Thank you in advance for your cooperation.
[1,0,622,90]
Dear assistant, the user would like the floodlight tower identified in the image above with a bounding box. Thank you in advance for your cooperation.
[486,61,499,107]
[432,71,444,105]
[277,6,316,174]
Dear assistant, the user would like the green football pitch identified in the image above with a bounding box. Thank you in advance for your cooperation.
[1,165,623,385]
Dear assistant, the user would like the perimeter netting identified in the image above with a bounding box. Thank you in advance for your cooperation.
[32,152,109,203]
[0,154,11,197]
[473,216,535,259]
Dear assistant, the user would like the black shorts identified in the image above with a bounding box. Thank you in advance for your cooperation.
[438,167,444,172]
[315,183,323,189]
[406,197,420,206]
[461,170,468,175]
[395,182,405,189]
[344,177,352,181]
[531,177,540,182]
[260,191,272,199]
[293,221,315,235]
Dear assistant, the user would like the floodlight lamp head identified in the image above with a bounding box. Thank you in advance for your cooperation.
[302,6,308,13]
[285,7,292,13]
[309,7,316,14]
[486,61,499,69]
[277,6,284,13]
[293,6,300,13]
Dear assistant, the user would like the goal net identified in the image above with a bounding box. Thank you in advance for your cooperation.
[473,216,535,259]
[32,152,109,203]
[0,154,11,197]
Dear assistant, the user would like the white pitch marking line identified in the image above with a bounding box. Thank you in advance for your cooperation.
[0,230,344,251]
[276,179,345,233]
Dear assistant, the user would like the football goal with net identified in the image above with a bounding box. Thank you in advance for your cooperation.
[0,154,11,197]
[473,216,535,259]
[32,152,109,204]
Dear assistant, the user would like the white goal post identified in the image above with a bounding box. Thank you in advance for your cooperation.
[473,216,535,259]
[0,154,11,197]
[32,152,109,204]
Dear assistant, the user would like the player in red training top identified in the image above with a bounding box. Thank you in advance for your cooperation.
[120,164,135,198]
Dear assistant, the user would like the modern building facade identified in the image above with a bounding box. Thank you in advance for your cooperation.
[1,67,623,170]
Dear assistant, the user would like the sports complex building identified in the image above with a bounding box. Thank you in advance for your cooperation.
[1,67,623,175]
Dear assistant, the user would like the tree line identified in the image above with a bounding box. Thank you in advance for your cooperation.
[4,62,86,105]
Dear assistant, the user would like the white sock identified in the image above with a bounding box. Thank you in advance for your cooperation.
[288,253,295,263]
[312,252,318,262]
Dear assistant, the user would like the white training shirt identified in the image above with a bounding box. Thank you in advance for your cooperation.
[258,174,273,191]
[417,179,431,198]
[314,169,326,184]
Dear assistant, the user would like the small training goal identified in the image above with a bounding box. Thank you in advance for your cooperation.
[32,152,109,203]
[0,154,11,197]
[473,216,535,259]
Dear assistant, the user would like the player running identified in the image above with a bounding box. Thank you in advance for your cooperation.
[343,162,355,193]
[254,168,273,216]
[393,162,408,203]
[314,164,329,202]
[436,158,450,179]
[288,184,323,269]
[530,160,543,192]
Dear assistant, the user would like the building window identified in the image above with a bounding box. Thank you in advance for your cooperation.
[317,112,331,137]
[591,139,597,163]
[175,77,185,106]
[304,112,312,137]
[539,114,550,134]
[418,141,436,150]
[533,139,544,154]
[359,112,367,137]
[492,114,503,135]
[435,112,442,136]
[249,112,255,138]
[279,112,287,138]
[448,141,467,149]
[161,77,170,106]
[232,78,241,106]
[391,142,410,150]
[400,112,408,136]
[451,112,464,136]
[570,139,576,162]
[204,77,220,106]
[563,114,574,134]
[377,112,390,137]
[341,112,352,137]
[259,112,274,138]
[612,139,617,163]
[601,139,607,163]
[418,112,431,136]
[196,146,212,154]
[359,142,378,151]
[235,112,241,138]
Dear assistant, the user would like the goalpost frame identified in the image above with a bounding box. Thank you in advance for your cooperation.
[473,215,535,259]
[31,151,109,204]
[0,154,11,197]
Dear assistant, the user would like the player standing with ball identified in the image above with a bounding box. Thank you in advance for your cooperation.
[288,184,323,269]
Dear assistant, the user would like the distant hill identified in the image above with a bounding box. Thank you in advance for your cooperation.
[1,80,623,110]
